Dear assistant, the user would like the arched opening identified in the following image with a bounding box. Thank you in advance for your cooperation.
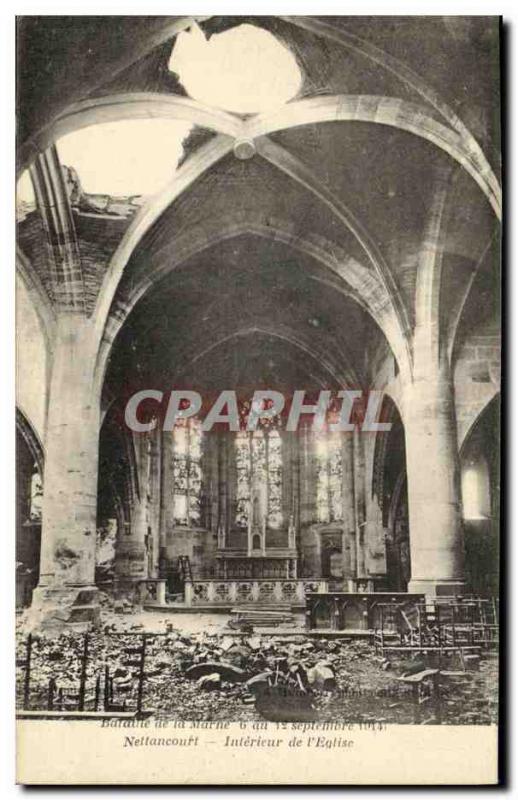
[460,395,500,596]
[96,414,135,592]
[16,413,43,608]
[373,397,410,591]
[97,221,386,589]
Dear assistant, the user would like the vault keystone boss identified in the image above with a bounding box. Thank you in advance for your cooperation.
[124,389,392,433]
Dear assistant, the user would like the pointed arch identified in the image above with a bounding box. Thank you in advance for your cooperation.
[94,219,405,392]
[16,408,45,475]
[173,324,354,389]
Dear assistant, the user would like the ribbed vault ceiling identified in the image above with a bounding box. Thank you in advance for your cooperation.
[16,15,501,399]
[104,242,380,402]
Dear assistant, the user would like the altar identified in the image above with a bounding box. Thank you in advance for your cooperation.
[215,549,298,580]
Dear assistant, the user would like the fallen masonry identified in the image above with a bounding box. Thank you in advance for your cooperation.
[15,621,499,725]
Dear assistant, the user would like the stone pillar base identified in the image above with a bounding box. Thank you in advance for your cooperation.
[26,585,100,631]
[113,577,145,604]
[408,579,465,598]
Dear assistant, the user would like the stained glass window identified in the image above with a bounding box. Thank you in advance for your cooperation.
[235,429,283,529]
[172,418,202,526]
[315,431,343,523]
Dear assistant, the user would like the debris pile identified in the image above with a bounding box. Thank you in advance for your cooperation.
[146,633,334,721]
[15,627,498,724]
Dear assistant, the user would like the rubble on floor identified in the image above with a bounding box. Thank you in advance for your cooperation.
[15,622,499,725]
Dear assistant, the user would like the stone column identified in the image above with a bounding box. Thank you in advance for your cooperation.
[114,431,154,597]
[404,356,464,596]
[363,503,387,581]
[219,435,231,540]
[184,579,193,607]
[30,315,100,627]
[342,432,356,582]
[353,427,367,579]
[299,425,316,527]
[115,498,148,595]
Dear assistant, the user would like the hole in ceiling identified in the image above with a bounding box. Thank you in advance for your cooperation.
[56,118,192,198]
[169,22,303,114]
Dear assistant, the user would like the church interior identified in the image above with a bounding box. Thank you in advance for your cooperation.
[16,16,501,631]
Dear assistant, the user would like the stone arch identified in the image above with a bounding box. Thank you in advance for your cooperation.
[249,97,500,218]
[255,137,413,365]
[281,17,471,132]
[20,93,240,172]
[447,227,499,363]
[91,133,234,356]
[92,150,408,366]
[22,92,500,218]
[170,324,358,390]
[254,95,502,219]
[20,92,498,374]
[108,218,379,320]
[95,218,406,393]
[460,393,500,457]
[21,89,494,397]
[119,283,362,390]
[16,15,213,171]
[16,408,44,475]
[457,385,500,453]
[17,12,499,214]
[281,16,500,208]
[16,247,56,352]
